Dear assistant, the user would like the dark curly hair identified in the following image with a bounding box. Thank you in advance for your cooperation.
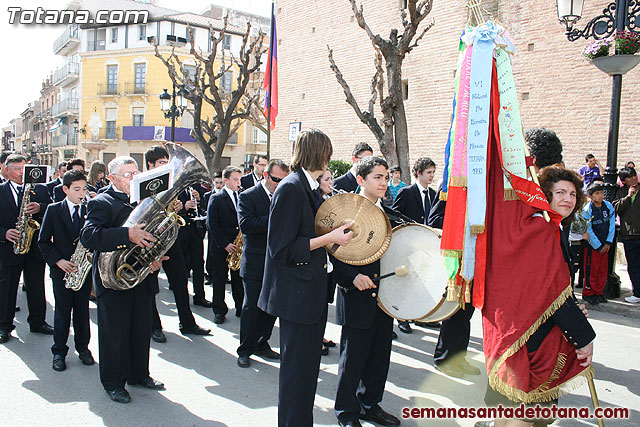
[525,128,563,169]
[538,165,586,226]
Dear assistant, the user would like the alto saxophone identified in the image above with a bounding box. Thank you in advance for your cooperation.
[226,231,243,271]
[13,183,40,255]
[65,200,93,291]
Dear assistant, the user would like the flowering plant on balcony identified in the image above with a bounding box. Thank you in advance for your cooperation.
[614,30,640,55]
[582,39,609,60]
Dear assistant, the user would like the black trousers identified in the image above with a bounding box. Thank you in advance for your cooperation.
[335,307,394,423]
[0,255,47,332]
[278,306,327,427]
[237,277,276,356]
[51,276,91,356]
[210,251,243,316]
[179,224,206,300]
[433,304,475,365]
[97,283,153,391]
[151,247,197,330]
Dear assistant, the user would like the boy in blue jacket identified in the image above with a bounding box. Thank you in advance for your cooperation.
[582,181,615,304]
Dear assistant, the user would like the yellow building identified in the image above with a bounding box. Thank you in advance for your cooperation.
[52,7,266,171]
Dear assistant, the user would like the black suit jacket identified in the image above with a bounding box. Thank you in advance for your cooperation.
[52,183,66,202]
[238,183,270,281]
[206,188,240,254]
[427,184,445,229]
[392,183,436,224]
[37,200,86,280]
[258,169,328,324]
[240,173,259,191]
[80,184,158,297]
[0,181,51,267]
[46,178,62,198]
[333,205,400,329]
[177,184,207,238]
[333,172,358,193]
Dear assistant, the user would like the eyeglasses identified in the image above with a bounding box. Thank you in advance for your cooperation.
[268,173,283,183]
[119,171,139,179]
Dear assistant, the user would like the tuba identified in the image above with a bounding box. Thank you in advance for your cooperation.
[226,231,243,271]
[14,183,40,255]
[98,143,211,290]
[65,199,92,291]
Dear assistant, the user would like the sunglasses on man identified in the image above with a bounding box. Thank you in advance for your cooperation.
[268,173,283,183]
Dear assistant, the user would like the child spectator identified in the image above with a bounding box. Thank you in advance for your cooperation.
[578,154,604,189]
[387,166,407,204]
[581,181,615,304]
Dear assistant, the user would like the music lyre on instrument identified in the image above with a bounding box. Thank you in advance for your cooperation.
[314,193,392,265]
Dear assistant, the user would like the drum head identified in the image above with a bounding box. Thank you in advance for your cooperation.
[378,224,451,321]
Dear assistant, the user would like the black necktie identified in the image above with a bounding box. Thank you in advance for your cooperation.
[16,185,23,207]
[72,205,81,234]
[233,191,238,209]
[423,189,430,224]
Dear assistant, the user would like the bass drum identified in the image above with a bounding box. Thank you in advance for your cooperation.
[377,223,459,322]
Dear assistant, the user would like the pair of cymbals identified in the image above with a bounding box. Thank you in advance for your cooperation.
[314,193,392,265]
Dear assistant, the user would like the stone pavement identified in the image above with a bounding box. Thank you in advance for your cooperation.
[0,265,638,426]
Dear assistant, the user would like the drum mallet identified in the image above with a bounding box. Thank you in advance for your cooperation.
[342,265,408,293]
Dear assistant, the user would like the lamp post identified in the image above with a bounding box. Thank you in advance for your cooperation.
[159,85,189,142]
[556,0,640,297]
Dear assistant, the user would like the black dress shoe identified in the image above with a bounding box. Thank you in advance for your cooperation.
[129,377,165,390]
[106,388,131,403]
[15,306,20,312]
[52,355,66,372]
[237,354,251,368]
[30,323,54,335]
[235,309,242,317]
[596,295,608,303]
[415,321,441,328]
[435,362,465,378]
[151,329,167,343]
[391,331,398,340]
[459,359,481,375]
[214,314,225,324]
[398,321,412,334]
[180,324,211,335]
[0,330,9,344]
[321,345,330,356]
[339,419,363,427]
[78,351,95,366]
[583,295,599,305]
[254,347,280,360]
[193,297,212,308]
[323,340,336,348]
[360,407,401,426]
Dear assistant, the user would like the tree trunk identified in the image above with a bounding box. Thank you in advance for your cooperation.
[386,56,411,183]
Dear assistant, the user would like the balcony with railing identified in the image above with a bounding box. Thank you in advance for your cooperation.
[124,82,147,95]
[52,131,78,148]
[53,62,80,86]
[101,126,121,140]
[98,83,120,96]
[52,98,79,118]
[53,25,80,55]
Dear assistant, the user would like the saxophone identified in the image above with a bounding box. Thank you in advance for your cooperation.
[64,200,92,291]
[13,183,40,255]
[226,231,243,271]
[98,143,211,290]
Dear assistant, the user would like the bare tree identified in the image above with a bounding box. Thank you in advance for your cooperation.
[153,16,267,173]
[328,0,434,181]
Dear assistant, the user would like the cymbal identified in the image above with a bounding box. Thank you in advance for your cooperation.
[315,193,392,265]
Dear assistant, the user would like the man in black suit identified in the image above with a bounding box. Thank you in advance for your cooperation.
[144,146,210,341]
[0,154,53,344]
[53,159,86,202]
[37,169,94,371]
[236,159,289,368]
[259,129,353,426]
[207,165,245,324]
[178,183,211,308]
[80,156,165,404]
[333,156,401,427]
[240,154,268,191]
[0,152,11,183]
[46,161,67,198]
[333,142,373,193]
[392,157,438,334]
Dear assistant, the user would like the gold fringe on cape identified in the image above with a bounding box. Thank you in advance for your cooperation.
[440,191,448,201]
[470,225,486,235]
[487,284,593,403]
[449,177,467,187]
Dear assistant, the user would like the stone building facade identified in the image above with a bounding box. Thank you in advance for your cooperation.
[270,0,639,173]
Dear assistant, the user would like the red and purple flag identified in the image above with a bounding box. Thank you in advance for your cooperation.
[263,7,278,131]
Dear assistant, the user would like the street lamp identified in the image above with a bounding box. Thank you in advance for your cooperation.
[159,85,189,142]
[556,0,640,297]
